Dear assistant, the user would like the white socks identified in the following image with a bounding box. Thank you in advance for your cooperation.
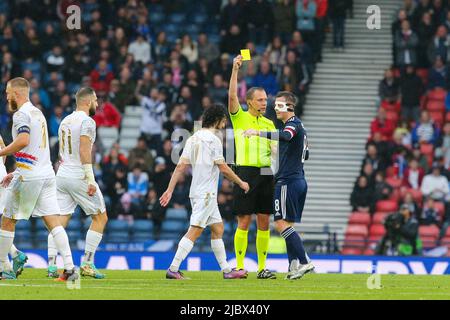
[9,243,19,259]
[48,233,58,267]
[0,230,14,272]
[211,239,231,273]
[169,237,194,272]
[83,230,103,264]
[50,226,74,271]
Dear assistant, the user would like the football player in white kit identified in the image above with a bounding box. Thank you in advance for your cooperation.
[0,77,78,281]
[160,104,250,280]
[0,134,28,278]
[47,87,108,279]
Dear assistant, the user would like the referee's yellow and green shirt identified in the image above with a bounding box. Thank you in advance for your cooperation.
[230,104,276,168]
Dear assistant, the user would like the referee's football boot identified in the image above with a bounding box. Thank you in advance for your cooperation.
[257,269,276,279]
[12,250,28,277]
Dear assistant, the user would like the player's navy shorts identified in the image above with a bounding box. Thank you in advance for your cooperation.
[273,178,307,223]
[232,166,274,215]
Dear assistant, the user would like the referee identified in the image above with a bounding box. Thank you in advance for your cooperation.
[228,55,276,279]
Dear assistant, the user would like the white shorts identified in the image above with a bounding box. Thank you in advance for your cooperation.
[1,176,60,220]
[190,197,222,228]
[56,176,106,216]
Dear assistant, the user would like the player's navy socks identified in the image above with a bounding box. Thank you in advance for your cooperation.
[281,230,296,265]
[281,227,308,264]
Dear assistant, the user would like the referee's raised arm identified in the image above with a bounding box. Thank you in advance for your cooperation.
[228,55,243,115]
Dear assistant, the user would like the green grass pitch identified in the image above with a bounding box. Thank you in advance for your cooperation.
[0,269,449,300]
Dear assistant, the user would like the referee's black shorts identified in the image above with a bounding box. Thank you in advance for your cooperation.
[232,166,274,216]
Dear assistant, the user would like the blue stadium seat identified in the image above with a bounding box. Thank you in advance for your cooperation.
[131,232,153,242]
[164,23,178,34]
[166,208,188,220]
[35,219,47,231]
[66,219,82,231]
[169,13,186,24]
[159,232,182,240]
[67,230,83,242]
[34,230,49,243]
[208,34,221,44]
[131,220,154,233]
[107,219,129,232]
[16,220,31,231]
[83,218,92,231]
[224,222,233,235]
[166,33,179,44]
[191,13,207,25]
[106,231,130,243]
[162,220,187,233]
[149,12,166,25]
[15,230,30,240]
[15,240,33,249]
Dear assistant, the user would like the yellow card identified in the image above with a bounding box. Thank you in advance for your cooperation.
[240,49,251,61]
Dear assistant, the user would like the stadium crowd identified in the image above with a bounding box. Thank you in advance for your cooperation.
[349,0,450,256]
[0,0,343,242]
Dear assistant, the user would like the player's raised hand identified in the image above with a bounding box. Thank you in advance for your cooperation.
[239,181,250,194]
[87,184,96,196]
[1,173,13,188]
[242,129,259,137]
[159,190,173,207]
[233,55,243,71]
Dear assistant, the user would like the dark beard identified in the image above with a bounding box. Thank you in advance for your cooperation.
[8,99,18,113]
[89,107,96,117]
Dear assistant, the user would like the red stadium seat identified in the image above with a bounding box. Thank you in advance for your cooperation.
[369,224,386,236]
[341,247,363,255]
[376,200,398,213]
[419,143,434,156]
[368,234,383,243]
[345,224,369,237]
[428,88,447,101]
[388,188,401,202]
[344,235,366,247]
[385,177,402,189]
[385,166,396,178]
[348,212,371,225]
[372,212,390,225]
[419,225,440,240]
[363,247,375,255]
[426,100,445,112]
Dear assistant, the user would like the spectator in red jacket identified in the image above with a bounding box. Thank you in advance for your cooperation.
[402,158,425,189]
[93,93,122,128]
[90,60,114,92]
[370,107,395,140]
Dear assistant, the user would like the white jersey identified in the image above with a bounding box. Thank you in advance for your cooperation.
[0,134,7,180]
[57,111,96,179]
[181,129,225,199]
[12,102,54,181]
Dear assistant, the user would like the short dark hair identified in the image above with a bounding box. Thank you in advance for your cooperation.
[202,103,227,128]
[275,91,298,107]
[246,87,265,102]
[75,87,95,104]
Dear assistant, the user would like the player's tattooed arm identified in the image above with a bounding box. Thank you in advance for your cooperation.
[160,159,190,207]
[228,55,243,115]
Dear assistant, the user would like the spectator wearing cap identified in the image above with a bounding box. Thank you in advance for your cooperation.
[411,110,440,146]
[400,65,423,123]
[128,136,155,174]
[421,164,450,202]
